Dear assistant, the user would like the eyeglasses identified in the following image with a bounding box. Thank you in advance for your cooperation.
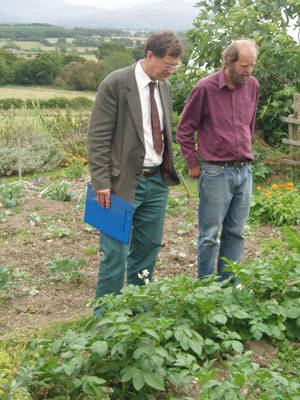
[163,64,181,70]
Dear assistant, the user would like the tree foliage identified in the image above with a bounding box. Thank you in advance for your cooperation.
[59,60,102,90]
[174,0,300,144]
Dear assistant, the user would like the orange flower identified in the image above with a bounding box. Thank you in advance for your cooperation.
[272,184,279,190]
[262,189,267,193]
[266,192,271,198]
[279,192,283,196]
[294,188,298,192]
[276,201,280,204]
[285,187,293,191]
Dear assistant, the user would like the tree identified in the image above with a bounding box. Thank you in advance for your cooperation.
[0,50,18,84]
[175,0,300,144]
[95,42,127,60]
[99,51,135,82]
[30,52,63,85]
[59,60,102,90]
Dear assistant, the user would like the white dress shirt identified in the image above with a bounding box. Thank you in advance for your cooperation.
[135,60,164,167]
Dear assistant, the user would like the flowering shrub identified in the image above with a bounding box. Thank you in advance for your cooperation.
[63,153,88,179]
[250,182,300,226]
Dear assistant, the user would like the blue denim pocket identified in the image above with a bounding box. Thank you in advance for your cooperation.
[202,163,224,177]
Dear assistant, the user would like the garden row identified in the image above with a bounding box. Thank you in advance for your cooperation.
[1,226,299,399]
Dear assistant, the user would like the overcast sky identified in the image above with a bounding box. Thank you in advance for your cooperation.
[65,0,196,10]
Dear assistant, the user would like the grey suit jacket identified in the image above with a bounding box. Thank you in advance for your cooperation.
[87,63,180,203]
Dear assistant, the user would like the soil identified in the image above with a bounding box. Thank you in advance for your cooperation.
[1,177,297,334]
[0,176,297,397]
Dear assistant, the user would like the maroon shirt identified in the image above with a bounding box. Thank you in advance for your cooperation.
[176,67,260,169]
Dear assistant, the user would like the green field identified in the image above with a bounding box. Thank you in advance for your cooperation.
[0,85,96,100]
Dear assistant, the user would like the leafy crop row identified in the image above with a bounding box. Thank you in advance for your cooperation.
[1,227,299,399]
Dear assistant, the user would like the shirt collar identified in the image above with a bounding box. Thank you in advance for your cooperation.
[135,60,158,89]
[218,67,228,89]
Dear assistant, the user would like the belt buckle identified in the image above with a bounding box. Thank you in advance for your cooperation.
[141,169,151,177]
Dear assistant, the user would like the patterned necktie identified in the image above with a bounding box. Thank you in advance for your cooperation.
[149,81,163,154]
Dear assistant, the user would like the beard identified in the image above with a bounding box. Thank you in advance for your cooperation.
[229,63,250,86]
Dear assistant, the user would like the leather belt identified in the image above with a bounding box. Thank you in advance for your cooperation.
[140,166,161,177]
[208,160,252,168]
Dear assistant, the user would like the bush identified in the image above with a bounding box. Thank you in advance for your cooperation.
[0,136,63,176]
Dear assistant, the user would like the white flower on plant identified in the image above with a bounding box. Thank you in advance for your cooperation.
[138,269,150,284]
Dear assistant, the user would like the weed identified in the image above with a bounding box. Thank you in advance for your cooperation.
[45,254,87,282]
[43,225,72,239]
[0,182,24,208]
[84,245,100,255]
[166,194,188,216]
[42,181,75,202]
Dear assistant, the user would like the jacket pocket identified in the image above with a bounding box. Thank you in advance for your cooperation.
[111,165,120,177]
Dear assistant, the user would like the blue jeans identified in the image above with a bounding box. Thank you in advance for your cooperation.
[197,162,252,283]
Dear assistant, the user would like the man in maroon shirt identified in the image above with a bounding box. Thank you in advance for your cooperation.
[176,39,259,283]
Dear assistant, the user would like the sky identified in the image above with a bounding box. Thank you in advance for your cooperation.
[65,0,168,9]
[65,0,196,10]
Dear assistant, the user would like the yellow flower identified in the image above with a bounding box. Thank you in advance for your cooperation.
[276,201,280,204]
[285,187,293,191]
[266,192,271,198]
[286,182,294,186]
[257,186,261,190]
[294,188,298,192]
[272,184,279,190]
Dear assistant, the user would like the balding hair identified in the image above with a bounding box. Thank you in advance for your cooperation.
[222,39,258,66]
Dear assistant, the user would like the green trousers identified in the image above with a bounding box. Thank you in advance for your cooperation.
[95,170,169,300]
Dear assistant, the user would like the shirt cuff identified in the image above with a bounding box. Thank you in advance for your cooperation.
[186,156,200,169]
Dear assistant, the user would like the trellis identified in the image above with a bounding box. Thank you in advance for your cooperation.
[281,93,300,166]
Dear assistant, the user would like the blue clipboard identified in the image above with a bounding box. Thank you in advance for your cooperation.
[84,184,133,245]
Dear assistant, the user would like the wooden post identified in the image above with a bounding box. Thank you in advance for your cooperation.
[281,93,300,166]
[17,136,22,180]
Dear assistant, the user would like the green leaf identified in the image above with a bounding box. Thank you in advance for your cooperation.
[121,366,138,383]
[189,339,203,355]
[143,370,165,391]
[231,341,243,353]
[70,378,82,393]
[155,346,169,359]
[90,341,108,358]
[287,307,300,319]
[133,369,145,391]
[232,310,249,319]
[143,328,160,340]
[213,314,227,324]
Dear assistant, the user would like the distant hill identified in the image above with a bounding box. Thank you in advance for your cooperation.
[0,0,199,31]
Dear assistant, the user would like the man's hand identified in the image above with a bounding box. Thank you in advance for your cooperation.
[96,188,111,209]
[188,166,201,179]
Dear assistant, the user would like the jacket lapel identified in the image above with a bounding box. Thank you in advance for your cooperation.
[125,65,144,145]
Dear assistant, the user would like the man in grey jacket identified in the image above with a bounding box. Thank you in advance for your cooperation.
[87,31,183,311]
